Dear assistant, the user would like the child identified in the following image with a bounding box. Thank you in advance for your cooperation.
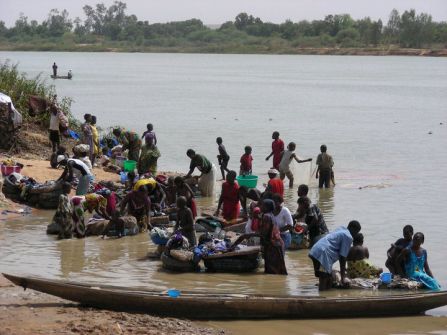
[174,196,196,247]
[278,142,312,188]
[216,137,230,180]
[174,176,197,218]
[316,144,334,189]
[215,170,240,222]
[240,146,253,176]
[399,232,440,290]
[297,184,308,198]
[50,145,69,169]
[141,123,157,145]
[347,233,382,278]
[54,182,73,239]
[385,225,413,275]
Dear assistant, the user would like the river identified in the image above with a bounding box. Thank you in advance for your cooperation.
[1,51,447,334]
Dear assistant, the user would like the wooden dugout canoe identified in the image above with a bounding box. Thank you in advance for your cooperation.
[3,273,447,319]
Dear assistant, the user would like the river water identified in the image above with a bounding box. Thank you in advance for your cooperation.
[1,51,447,334]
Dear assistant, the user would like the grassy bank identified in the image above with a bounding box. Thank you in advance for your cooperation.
[1,40,446,56]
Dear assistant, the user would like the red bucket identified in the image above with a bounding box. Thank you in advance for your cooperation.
[1,164,22,176]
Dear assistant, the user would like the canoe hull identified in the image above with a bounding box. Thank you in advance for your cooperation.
[4,273,447,319]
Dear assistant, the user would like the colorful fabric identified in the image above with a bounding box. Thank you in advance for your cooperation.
[54,193,72,239]
[133,178,157,192]
[119,130,142,161]
[221,181,240,221]
[84,193,107,213]
[91,125,100,155]
[405,249,441,290]
[138,145,161,175]
[240,154,253,174]
[261,213,287,275]
[268,178,284,197]
[348,259,382,278]
[304,204,329,245]
[272,139,285,170]
[70,196,86,237]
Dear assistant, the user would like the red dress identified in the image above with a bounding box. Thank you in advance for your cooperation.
[221,181,240,221]
[272,139,284,170]
[240,154,253,174]
[268,178,284,197]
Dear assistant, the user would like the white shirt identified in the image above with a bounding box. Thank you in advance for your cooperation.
[67,158,92,178]
[279,150,302,173]
[273,206,293,231]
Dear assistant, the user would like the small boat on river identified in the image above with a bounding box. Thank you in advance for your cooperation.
[4,273,447,319]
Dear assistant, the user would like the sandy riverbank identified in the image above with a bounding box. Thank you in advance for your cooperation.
[0,275,225,335]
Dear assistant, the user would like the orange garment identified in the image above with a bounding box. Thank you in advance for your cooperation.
[268,178,284,197]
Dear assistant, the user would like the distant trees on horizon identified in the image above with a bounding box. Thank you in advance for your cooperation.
[1,1,446,50]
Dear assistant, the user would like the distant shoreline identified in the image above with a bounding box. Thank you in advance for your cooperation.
[1,45,446,57]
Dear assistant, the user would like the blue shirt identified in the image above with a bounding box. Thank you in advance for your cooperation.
[309,226,353,273]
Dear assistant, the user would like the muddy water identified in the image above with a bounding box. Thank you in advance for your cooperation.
[1,52,447,333]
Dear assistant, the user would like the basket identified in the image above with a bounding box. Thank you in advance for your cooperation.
[123,160,136,172]
[1,164,22,177]
[236,175,258,188]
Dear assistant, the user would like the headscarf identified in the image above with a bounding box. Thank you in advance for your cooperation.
[133,178,157,192]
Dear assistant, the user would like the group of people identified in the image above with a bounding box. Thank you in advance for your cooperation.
[46,113,439,292]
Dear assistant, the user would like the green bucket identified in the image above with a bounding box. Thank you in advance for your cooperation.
[123,160,137,172]
[236,175,258,188]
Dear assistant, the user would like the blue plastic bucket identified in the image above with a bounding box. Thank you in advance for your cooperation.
[380,272,392,284]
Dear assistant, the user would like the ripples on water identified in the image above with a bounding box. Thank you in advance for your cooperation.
[0,53,446,315]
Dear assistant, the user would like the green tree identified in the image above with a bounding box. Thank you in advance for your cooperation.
[46,9,72,37]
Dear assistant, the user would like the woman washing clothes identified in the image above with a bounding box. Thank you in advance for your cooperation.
[185,149,216,197]
[215,170,240,223]
[230,199,287,275]
[120,184,152,232]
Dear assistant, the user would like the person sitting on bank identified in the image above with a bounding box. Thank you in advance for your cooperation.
[316,144,334,188]
[278,142,312,188]
[347,233,382,279]
[174,196,197,247]
[385,225,414,276]
[309,220,361,291]
[295,196,329,246]
[398,232,440,290]
[52,182,73,239]
[184,149,216,197]
[265,168,284,197]
[215,170,240,223]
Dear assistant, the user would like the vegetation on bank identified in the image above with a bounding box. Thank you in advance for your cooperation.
[0,61,76,127]
[0,2,446,54]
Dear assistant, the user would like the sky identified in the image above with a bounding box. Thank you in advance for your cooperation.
[1,0,446,27]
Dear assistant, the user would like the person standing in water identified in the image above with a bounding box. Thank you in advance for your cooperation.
[316,144,334,188]
[278,142,312,188]
[216,137,230,180]
[266,131,284,170]
[52,62,58,77]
